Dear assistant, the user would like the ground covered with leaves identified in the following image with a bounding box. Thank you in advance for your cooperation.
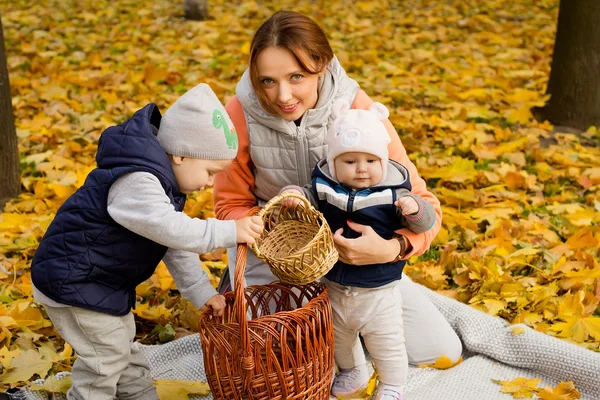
[1,0,599,396]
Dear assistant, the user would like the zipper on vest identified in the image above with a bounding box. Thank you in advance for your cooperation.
[348,190,356,212]
[295,123,311,186]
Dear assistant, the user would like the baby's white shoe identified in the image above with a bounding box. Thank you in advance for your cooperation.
[372,383,404,400]
[330,364,370,397]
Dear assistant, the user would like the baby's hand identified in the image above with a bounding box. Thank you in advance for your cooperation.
[280,189,305,208]
[394,196,419,215]
[235,216,264,245]
[202,294,227,317]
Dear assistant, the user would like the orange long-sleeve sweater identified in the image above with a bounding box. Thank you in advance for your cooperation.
[214,90,441,258]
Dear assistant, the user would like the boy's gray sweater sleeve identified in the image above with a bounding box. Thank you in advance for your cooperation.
[395,189,436,233]
[107,172,235,309]
[107,172,237,253]
[162,248,217,309]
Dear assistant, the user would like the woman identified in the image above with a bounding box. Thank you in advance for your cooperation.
[214,10,462,399]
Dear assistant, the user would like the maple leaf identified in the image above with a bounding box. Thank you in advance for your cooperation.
[557,291,586,318]
[482,298,507,316]
[0,346,22,369]
[537,381,581,400]
[511,326,526,336]
[404,262,448,291]
[549,316,600,342]
[37,341,73,363]
[492,377,541,398]
[29,375,72,394]
[504,105,534,125]
[153,379,210,400]
[547,290,600,341]
[0,325,12,348]
[423,158,478,183]
[558,268,600,292]
[565,227,600,250]
[132,302,173,323]
[418,355,462,370]
[0,349,53,384]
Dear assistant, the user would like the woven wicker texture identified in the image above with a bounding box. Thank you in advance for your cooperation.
[251,192,338,285]
[198,244,335,400]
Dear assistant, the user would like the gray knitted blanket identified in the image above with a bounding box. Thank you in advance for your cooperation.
[17,286,600,399]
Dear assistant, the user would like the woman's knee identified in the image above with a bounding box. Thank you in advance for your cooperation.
[408,329,463,365]
[439,331,463,363]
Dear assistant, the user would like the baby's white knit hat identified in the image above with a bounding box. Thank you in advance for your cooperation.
[327,99,391,181]
[157,83,238,160]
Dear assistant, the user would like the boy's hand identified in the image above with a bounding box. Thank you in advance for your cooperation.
[235,216,264,245]
[394,196,419,215]
[281,189,305,208]
[202,294,227,317]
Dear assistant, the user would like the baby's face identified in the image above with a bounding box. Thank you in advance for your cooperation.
[334,152,383,189]
[171,157,231,194]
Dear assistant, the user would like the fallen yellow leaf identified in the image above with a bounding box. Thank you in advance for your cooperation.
[0,349,53,384]
[29,375,72,394]
[492,377,541,398]
[154,379,210,400]
[511,326,526,336]
[419,355,463,370]
[537,381,581,400]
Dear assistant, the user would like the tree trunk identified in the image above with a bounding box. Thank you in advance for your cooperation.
[537,0,600,130]
[0,16,20,207]
[184,0,209,21]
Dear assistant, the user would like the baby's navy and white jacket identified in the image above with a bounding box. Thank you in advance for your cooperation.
[287,159,435,288]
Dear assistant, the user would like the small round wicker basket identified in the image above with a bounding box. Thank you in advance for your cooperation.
[250,192,338,285]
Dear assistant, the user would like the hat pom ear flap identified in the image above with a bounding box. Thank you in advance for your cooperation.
[331,99,351,119]
[328,162,337,181]
[369,102,390,120]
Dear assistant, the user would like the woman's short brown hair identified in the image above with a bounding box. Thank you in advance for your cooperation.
[249,11,334,114]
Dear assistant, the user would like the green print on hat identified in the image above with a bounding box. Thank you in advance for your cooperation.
[213,109,238,150]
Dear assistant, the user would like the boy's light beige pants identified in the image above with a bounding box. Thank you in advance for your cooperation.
[44,305,159,400]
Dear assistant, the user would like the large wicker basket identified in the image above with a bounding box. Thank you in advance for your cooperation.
[251,192,338,285]
[198,244,335,399]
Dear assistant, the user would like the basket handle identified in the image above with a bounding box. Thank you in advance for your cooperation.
[233,244,254,390]
[250,191,313,259]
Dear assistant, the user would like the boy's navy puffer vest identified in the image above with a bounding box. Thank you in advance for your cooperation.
[312,160,412,288]
[31,104,185,316]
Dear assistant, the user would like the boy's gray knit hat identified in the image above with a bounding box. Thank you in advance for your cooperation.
[157,83,238,160]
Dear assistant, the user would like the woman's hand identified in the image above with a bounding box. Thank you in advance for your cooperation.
[333,220,401,265]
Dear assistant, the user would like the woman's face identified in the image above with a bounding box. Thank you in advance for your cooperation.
[255,46,323,121]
